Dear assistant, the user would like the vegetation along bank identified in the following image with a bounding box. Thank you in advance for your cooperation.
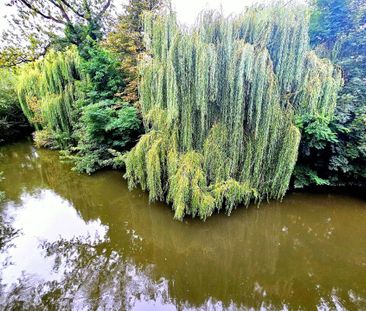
[0,0,365,219]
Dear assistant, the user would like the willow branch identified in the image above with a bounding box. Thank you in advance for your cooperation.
[96,0,112,20]
[59,0,86,19]
[47,0,72,24]
[18,0,65,24]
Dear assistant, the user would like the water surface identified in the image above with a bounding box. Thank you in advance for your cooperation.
[0,141,366,310]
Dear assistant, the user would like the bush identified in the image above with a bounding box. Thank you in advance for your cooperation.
[33,128,61,149]
[79,45,125,103]
[0,70,30,144]
[71,100,142,174]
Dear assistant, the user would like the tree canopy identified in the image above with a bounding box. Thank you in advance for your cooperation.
[1,0,114,67]
[124,5,342,220]
[295,0,366,188]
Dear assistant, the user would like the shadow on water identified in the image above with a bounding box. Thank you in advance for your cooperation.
[0,140,366,310]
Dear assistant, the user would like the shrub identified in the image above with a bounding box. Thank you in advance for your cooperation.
[71,100,142,174]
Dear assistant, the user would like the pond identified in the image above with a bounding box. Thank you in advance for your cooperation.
[0,140,365,310]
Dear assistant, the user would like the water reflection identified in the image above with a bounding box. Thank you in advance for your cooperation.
[0,141,366,310]
[1,189,107,286]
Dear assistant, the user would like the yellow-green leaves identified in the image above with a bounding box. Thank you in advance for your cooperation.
[124,5,341,220]
[16,47,82,140]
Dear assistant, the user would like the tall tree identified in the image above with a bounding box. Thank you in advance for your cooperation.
[103,0,163,103]
[1,0,114,67]
[124,5,342,220]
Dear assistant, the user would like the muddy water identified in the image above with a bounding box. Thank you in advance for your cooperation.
[0,140,365,310]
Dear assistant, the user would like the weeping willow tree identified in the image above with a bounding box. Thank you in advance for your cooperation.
[124,5,342,220]
[16,47,83,147]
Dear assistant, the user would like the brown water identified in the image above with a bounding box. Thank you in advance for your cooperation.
[0,140,365,310]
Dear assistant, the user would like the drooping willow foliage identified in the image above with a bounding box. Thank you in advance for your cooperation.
[16,47,83,145]
[124,4,343,220]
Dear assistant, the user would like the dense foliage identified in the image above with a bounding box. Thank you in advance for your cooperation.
[103,0,163,103]
[295,0,366,188]
[0,0,113,67]
[15,42,142,174]
[70,100,141,174]
[17,47,83,149]
[124,6,342,220]
[68,45,142,173]
[11,0,151,174]
[0,70,31,144]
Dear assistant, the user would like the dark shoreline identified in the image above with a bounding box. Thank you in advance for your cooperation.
[2,137,365,202]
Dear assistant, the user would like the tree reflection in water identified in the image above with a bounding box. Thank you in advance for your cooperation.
[0,225,292,310]
[0,141,366,310]
[1,234,170,310]
[2,212,365,310]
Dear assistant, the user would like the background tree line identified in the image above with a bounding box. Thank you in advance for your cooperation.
[295,0,366,188]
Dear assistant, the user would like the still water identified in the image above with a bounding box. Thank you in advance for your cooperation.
[0,140,365,310]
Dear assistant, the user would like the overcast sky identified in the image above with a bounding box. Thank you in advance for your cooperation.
[0,0,305,34]
[173,0,274,25]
